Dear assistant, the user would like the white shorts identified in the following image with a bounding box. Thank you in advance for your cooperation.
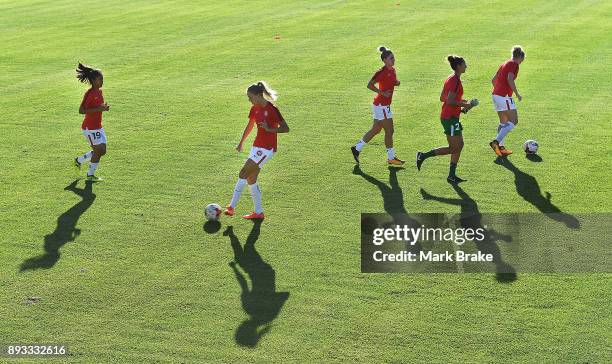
[372,104,393,121]
[83,128,107,146]
[492,95,517,112]
[248,147,274,169]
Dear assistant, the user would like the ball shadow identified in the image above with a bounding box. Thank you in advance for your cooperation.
[526,153,543,162]
[203,220,221,234]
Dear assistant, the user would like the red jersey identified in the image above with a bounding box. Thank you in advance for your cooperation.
[81,88,104,130]
[249,102,284,152]
[372,66,397,106]
[440,74,463,119]
[492,60,519,97]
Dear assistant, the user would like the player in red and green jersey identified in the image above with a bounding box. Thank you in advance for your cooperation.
[351,46,404,167]
[489,45,525,156]
[416,55,479,184]
[74,63,110,182]
[224,81,289,220]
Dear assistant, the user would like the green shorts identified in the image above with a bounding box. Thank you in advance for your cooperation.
[441,117,463,136]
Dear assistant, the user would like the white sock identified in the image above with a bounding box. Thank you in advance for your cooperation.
[497,124,505,146]
[386,147,395,160]
[495,122,515,144]
[249,183,263,214]
[355,139,366,152]
[230,178,247,208]
[87,162,98,176]
[77,151,93,164]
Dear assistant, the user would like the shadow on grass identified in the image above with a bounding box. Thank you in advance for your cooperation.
[353,165,422,253]
[421,184,517,282]
[203,220,221,234]
[495,157,579,229]
[526,153,542,162]
[20,179,96,272]
[224,220,289,347]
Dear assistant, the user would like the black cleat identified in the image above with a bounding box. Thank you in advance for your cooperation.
[351,146,360,164]
[447,175,467,184]
[416,152,424,171]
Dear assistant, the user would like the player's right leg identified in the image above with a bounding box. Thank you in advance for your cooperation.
[381,117,404,167]
[225,159,259,216]
[446,135,465,184]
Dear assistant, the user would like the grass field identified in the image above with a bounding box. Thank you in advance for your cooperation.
[1,0,611,362]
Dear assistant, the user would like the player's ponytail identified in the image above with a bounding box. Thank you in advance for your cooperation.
[76,62,102,84]
[247,81,278,101]
[512,45,525,59]
[447,55,465,70]
[378,46,393,61]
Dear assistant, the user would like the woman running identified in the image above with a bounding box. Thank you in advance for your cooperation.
[224,81,289,220]
[73,63,110,181]
[351,46,404,167]
[489,45,525,156]
[416,55,478,183]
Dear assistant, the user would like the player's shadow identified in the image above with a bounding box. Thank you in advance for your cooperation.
[224,221,289,347]
[495,157,579,229]
[20,179,96,271]
[421,184,517,282]
[353,165,422,253]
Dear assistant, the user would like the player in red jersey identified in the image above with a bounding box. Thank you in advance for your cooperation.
[73,63,110,182]
[416,55,478,184]
[351,46,404,167]
[224,81,289,220]
[489,46,525,156]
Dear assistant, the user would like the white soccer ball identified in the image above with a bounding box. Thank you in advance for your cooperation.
[204,203,222,221]
[523,139,539,154]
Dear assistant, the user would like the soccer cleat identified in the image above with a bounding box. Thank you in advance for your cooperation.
[489,140,502,156]
[73,158,82,171]
[224,205,234,217]
[500,146,513,156]
[447,175,467,184]
[351,146,360,164]
[242,212,265,220]
[416,152,424,171]
[388,157,405,167]
[86,175,103,182]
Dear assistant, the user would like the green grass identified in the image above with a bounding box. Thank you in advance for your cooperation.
[1,0,611,362]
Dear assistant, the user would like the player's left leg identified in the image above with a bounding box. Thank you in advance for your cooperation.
[352,121,383,164]
[494,98,518,155]
[74,151,93,171]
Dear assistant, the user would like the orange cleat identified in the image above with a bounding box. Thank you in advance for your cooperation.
[489,140,502,156]
[224,205,234,216]
[242,212,265,220]
[387,157,405,167]
[500,146,513,156]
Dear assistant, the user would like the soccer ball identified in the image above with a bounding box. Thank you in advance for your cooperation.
[523,140,539,154]
[204,203,222,221]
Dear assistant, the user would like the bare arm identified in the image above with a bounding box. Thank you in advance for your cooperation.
[507,72,521,100]
[368,78,391,98]
[236,119,255,151]
[445,90,472,108]
[491,74,497,86]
